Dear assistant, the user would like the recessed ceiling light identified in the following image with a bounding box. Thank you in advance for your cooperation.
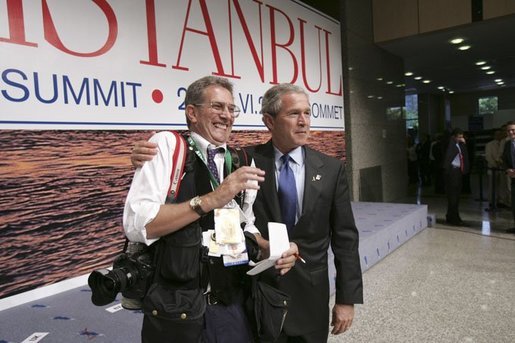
[367,95,375,98]
[458,45,471,50]
[386,81,393,85]
[404,72,413,76]
[414,76,422,80]
[496,81,505,85]
[450,38,464,44]
[475,61,487,65]
[480,66,491,70]
[376,77,383,81]
[448,90,455,94]
[422,80,431,84]
[437,86,445,90]
[495,79,503,82]
[486,71,495,75]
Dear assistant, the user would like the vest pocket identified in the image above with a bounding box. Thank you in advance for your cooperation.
[158,223,201,283]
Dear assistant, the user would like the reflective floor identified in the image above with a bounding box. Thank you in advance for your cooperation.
[329,174,515,343]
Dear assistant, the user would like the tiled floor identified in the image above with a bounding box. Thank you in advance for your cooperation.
[329,176,515,343]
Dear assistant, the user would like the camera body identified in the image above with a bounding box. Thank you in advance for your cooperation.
[88,242,154,308]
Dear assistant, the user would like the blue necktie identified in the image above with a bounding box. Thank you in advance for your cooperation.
[278,154,298,232]
[207,148,222,182]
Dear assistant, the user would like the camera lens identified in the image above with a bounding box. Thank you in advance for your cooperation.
[88,268,122,306]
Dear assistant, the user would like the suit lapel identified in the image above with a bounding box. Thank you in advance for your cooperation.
[256,141,282,222]
[299,147,324,220]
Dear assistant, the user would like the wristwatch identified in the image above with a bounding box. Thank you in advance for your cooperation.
[189,196,206,216]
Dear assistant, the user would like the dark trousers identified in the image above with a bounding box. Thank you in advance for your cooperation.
[202,302,253,343]
[141,300,252,343]
[261,328,329,343]
[446,168,463,222]
[511,179,515,222]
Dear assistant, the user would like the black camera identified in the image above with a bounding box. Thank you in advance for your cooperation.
[88,242,154,308]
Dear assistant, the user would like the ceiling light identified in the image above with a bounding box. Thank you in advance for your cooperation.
[496,81,505,85]
[495,79,503,82]
[376,77,383,81]
[404,72,413,76]
[475,61,487,65]
[480,66,491,70]
[448,90,455,94]
[414,76,422,80]
[450,38,464,44]
[422,80,431,84]
[386,81,393,85]
[486,71,495,75]
[458,45,471,50]
[437,86,445,90]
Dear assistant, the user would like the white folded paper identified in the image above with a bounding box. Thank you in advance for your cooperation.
[247,222,290,275]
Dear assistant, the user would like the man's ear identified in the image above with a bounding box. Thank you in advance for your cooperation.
[262,113,274,131]
[185,104,198,124]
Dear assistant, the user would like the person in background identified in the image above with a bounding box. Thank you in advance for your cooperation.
[502,121,515,233]
[484,130,505,210]
[417,134,432,186]
[124,75,297,342]
[430,133,445,194]
[131,83,364,342]
[443,128,470,226]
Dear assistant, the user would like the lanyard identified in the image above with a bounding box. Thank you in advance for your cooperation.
[187,136,232,188]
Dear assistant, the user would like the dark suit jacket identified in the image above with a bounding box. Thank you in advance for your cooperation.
[249,141,363,336]
[444,141,470,174]
[503,140,514,168]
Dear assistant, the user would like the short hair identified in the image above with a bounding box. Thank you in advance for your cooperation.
[260,83,309,117]
[506,120,515,126]
[184,76,234,127]
[184,76,234,106]
[451,128,464,136]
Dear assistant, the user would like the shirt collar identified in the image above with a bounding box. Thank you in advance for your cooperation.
[273,145,304,167]
[190,132,227,157]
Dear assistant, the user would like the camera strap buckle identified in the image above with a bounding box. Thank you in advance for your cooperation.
[206,292,218,305]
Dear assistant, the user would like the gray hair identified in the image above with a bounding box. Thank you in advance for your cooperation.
[260,83,309,117]
[185,76,234,106]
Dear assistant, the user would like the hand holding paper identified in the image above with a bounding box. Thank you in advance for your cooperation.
[247,222,292,275]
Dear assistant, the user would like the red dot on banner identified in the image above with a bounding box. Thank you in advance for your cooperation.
[152,89,163,103]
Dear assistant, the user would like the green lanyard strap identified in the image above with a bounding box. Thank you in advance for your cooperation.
[187,136,232,188]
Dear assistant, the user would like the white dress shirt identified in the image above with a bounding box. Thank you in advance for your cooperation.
[123,131,259,245]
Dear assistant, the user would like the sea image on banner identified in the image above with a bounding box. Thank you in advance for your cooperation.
[0,130,345,299]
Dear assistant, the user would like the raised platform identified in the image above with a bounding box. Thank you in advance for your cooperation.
[0,202,428,343]
[329,202,428,293]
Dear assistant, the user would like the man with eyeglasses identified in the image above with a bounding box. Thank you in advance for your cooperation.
[131,83,363,342]
[124,75,298,342]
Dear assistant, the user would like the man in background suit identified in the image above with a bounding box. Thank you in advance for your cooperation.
[251,83,363,342]
[502,121,515,233]
[443,128,470,226]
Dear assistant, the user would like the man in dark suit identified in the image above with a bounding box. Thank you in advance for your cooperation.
[502,121,515,233]
[250,83,363,342]
[443,128,470,226]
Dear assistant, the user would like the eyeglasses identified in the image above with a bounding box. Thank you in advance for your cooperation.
[194,101,241,118]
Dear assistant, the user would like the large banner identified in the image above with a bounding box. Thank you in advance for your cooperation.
[0,0,345,301]
[1,0,344,130]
